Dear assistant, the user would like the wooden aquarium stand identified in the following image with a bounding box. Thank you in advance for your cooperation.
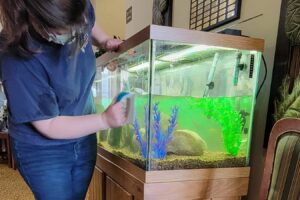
[88,147,250,200]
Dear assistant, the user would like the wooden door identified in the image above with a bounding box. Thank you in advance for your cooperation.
[88,167,105,200]
[106,176,134,200]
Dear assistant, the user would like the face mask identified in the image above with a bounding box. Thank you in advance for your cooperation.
[47,31,75,45]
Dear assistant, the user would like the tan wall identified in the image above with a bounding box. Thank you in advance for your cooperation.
[172,0,282,199]
[93,0,125,39]
[124,0,153,39]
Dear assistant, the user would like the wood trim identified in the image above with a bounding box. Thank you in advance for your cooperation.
[259,117,300,199]
[106,176,134,200]
[88,167,105,200]
[96,26,150,67]
[144,177,249,199]
[149,25,264,52]
[97,146,250,199]
[98,147,250,184]
[96,25,265,67]
[97,147,146,182]
[96,153,145,199]
[145,167,250,183]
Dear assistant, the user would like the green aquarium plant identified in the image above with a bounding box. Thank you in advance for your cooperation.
[197,97,242,156]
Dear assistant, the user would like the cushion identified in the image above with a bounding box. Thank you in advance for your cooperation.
[268,132,300,199]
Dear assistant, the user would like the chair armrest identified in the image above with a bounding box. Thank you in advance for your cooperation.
[259,117,300,199]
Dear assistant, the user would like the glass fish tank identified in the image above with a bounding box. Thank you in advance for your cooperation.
[93,25,264,171]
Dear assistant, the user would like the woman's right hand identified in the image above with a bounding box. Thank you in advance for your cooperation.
[102,102,127,128]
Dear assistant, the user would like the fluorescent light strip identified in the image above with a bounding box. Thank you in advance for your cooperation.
[159,45,234,62]
[159,45,211,62]
[128,61,163,72]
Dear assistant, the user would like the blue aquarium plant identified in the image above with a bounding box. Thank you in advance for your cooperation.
[133,103,178,159]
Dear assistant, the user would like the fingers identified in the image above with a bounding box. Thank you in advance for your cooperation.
[118,101,127,119]
[105,38,122,51]
[106,61,118,71]
[111,102,127,126]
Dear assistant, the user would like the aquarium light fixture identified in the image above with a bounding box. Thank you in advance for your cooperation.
[159,45,211,62]
[128,61,164,72]
[159,45,235,62]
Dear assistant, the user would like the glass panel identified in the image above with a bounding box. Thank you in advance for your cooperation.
[228,0,236,4]
[203,22,210,28]
[197,15,203,21]
[205,0,211,6]
[220,2,227,9]
[228,3,236,10]
[191,12,197,19]
[190,24,196,29]
[148,40,261,170]
[204,11,210,18]
[219,8,226,15]
[196,25,203,30]
[211,19,217,25]
[211,0,218,7]
[94,40,151,170]
[191,18,196,24]
[191,1,197,8]
[227,11,236,18]
[211,13,218,20]
[203,16,210,23]
[218,14,226,21]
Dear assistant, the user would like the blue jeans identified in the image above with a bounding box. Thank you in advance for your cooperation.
[11,135,97,200]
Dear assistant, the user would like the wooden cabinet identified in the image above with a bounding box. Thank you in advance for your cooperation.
[106,177,133,200]
[88,165,134,200]
[88,167,105,200]
[88,147,249,200]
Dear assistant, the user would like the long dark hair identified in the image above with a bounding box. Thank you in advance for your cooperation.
[0,0,88,57]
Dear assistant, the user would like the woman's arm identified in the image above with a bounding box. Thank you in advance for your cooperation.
[32,102,126,139]
[91,23,122,51]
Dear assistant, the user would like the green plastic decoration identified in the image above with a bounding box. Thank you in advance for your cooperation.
[197,97,242,156]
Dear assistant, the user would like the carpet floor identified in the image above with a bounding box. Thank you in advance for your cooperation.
[0,164,34,200]
[0,164,90,200]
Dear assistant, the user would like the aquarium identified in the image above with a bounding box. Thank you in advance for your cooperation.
[93,25,264,171]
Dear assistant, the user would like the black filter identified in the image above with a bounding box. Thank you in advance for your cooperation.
[249,54,255,78]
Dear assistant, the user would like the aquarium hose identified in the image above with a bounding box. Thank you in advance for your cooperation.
[233,52,243,86]
[203,52,220,97]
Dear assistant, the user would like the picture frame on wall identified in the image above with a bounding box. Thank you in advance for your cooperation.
[190,0,242,31]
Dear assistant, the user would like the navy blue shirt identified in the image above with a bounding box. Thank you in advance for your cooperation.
[0,2,96,145]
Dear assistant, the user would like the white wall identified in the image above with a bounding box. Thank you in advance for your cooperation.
[125,0,153,39]
[172,0,282,199]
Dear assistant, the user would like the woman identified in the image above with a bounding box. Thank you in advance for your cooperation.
[0,0,125,199]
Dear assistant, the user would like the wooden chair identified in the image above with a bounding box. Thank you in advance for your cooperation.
[0,131,15,169]
[259,118,300,200]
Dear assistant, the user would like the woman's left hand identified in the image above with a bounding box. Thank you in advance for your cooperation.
[104,38,122,51]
